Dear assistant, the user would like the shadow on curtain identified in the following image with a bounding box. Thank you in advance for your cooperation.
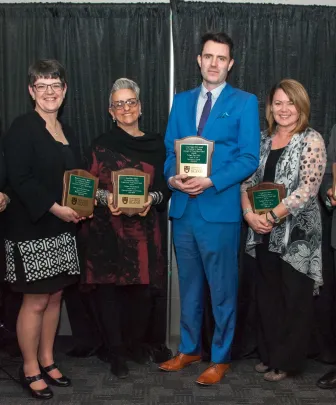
[171,0,336,363]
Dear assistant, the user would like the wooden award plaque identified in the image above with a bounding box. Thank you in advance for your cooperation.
[62,169,99,217]
[174,136,214,177]
[111,168,150,217]
[247,182,286,215]
[332,163,336,200]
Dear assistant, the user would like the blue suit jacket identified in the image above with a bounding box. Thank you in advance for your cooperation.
[164,83,260,222]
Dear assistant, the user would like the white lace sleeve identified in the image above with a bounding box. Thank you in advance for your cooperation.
[283,131,326,216]
[241,171,258,193]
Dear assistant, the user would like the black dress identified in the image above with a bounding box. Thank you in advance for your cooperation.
[79,126,170,355]
[3,112,81,294]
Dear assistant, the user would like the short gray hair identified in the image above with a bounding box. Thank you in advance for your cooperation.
[109,78,140,106]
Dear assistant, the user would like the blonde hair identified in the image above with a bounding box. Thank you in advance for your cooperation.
[266,78,310,136]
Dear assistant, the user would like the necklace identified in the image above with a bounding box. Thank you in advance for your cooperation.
[54,122,60,137]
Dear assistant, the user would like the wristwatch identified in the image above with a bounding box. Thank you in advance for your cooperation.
[265,212,274,226]
[269,210,280,224]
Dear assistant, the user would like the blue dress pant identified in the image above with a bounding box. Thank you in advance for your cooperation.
[172,198,240,363]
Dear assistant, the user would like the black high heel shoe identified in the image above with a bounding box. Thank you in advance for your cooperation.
[40,363,71,387]
[19,366,53,400]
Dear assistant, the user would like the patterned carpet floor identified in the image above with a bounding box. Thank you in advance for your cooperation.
[1,341,336,405]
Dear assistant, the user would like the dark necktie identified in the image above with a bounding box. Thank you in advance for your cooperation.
[197,91,212,136]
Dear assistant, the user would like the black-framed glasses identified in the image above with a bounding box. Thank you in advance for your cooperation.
[33,83,64,92]
[110,98,139,110]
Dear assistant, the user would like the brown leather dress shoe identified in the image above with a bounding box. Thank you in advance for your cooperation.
[196,363,230,385]
[159,353,201,372]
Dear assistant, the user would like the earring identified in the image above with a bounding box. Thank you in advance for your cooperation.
[32,96,35,100]
[113,118,116,123]
[140,112,142,117]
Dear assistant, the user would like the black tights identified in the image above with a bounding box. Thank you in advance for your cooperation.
[94,284,151,355]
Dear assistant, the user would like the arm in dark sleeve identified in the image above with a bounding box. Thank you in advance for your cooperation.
[0,139,6,190]
[152,141,171,211]
[320,124,336,205]
[4,123,55,222]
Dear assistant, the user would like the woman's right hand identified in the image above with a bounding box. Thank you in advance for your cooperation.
[49,203,81,223]
[107,193,122,216]
[245,212,273,234]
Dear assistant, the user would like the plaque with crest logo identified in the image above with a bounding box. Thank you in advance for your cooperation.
[111,168,150,217]
[175,136,214,177]
[62,169,99,217]
[247,182,286,215]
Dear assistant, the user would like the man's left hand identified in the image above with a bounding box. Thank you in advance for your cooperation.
[182,177,213,195]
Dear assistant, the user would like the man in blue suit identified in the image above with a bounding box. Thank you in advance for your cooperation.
[159,32,260,385]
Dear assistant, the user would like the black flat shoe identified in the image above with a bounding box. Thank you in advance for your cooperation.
[40,363,71,387]
[96,346,109,363]
[110,355,129,379]
[129,346,151,365]
[19,366,53,400]
[150,345,173,364]
[316,369,336,389]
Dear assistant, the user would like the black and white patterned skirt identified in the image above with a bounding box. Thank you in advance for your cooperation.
[5,232,80,286]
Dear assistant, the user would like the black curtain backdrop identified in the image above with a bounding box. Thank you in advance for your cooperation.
[1,0,336,363]
[0,3,170,348]
[0,3,170,150]
[172,0,336,362]
[171,0,336,137]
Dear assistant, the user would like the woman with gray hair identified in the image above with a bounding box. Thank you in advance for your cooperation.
[79,78,170,379]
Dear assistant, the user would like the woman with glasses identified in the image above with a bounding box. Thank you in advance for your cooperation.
[80,78,170,379]
[3,59,82,399]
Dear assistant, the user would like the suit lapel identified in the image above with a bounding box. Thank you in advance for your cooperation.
[202,83,235,139]
[190,87,201,135]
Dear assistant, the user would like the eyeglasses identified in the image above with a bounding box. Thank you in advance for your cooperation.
[33,83,64,92]
[110,98,139,110]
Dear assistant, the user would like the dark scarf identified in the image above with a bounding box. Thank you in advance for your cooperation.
[94,125,165,167]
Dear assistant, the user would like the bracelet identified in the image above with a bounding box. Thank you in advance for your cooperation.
[149,191,163,205]
[269,209,280,224]
[265,212,274,226]
[242,208,253,217]
[95,189,109,206]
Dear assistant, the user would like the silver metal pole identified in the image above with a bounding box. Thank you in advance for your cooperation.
[166,7,175,349]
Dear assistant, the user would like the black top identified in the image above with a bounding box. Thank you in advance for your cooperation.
[263,147,285,182]
[3,111,82,242]
[88,125,171,210]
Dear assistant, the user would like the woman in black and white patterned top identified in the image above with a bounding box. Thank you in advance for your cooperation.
[241,79,326,382]
[4,60,82,400]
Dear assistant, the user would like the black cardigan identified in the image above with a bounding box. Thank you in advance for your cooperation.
[4,111,82,242]
[0,139,6,190]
